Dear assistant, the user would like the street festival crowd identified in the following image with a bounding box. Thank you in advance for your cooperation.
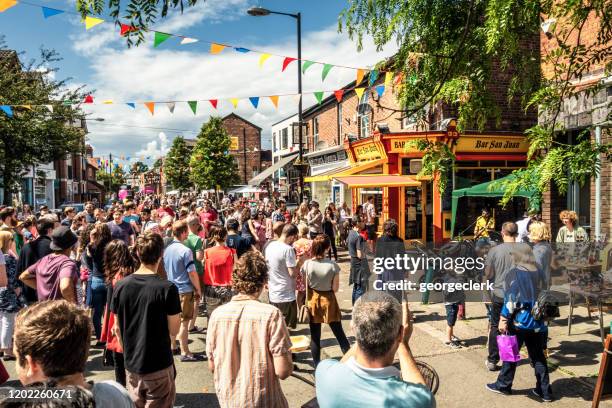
[0,193,596,407]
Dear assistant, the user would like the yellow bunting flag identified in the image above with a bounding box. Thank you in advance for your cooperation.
[144,102,155,115]
[0,0,16,12]
[103,100,113,104]
[259,53,271,67]
[84,16,104,30]
[210,43,226,54]
[356,69,366,84]
[230,98,239,109]
[268,95,279,108]
[21,105,32,110]
[354,87,365,100]
[385,71,393,87]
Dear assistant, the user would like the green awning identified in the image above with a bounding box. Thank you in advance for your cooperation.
[450,174,540,238]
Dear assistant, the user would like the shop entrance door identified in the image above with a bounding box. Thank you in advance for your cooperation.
[402,185,426,242]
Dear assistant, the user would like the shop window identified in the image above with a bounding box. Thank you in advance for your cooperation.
[404,187,423,240]
[358,91,370,139]
[252,167,259,177]
[454,169,490,189]
[456,161,479,168]
[401,158,422,175]
[281,128,288,149]
[313,117,319,147]
[480,160,506,168]
[506,160,526,168]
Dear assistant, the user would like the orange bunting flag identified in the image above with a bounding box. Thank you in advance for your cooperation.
[210,43,226,54]
[356,69,366,84]
[259,53,271,67]
[144,102,155,115]
[282,57,297,72]
[230,98,239,108]
[268,95,279,108]
[334,90,344,103]
[0,0,17,12]
[354,88,365,100]
[394,72,404,85]
[85,16,104,30]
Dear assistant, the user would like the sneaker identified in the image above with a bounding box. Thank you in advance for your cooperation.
[531,389,553,402]
[179,354,205,362]
[486,383,511,396]
[451,335,462,343]
[485,360,499,371]
[445,341,462,349]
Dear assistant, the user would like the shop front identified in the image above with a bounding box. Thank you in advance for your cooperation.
[329,120,530,244]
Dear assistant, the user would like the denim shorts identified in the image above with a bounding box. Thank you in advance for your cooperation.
[445,303,459,327]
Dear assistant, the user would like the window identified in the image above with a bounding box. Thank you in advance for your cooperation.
[67,164,73,180]
[281,128,288,149]
[272,132,276,151]
[313,117,319,147]
[357,91,370,139]
[252,167,259,177]
[337,103,343,143]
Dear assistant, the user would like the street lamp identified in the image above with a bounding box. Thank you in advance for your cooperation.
[247,6,305,203]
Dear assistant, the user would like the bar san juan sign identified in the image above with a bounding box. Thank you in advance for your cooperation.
[456,136,528,153]
[354,143,383,161]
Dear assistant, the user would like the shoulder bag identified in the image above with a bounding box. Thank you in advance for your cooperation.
[297,260,310,324]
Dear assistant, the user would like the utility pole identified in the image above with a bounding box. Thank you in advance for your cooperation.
[243,127,247,184]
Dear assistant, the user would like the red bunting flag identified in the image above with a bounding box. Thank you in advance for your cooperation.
[209,99,218,109]
[334,90,344,103]
[120,23,137,36]
[84,95,94,104]
[282,57,297,72]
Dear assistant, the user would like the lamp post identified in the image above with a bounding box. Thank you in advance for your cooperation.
[247,6,304,203]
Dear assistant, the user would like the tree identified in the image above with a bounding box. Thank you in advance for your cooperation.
[189,117,239,193]
[0,40,87,205]
[164,136,193,193]
[97,165,127,193]
[130,161,149,176]
[340,1,611,205]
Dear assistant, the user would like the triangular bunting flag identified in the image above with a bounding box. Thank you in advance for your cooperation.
[259,53,271,67]
[144,102,155,115]
[314,92,324,105]
[369,69,379,86]
[230,98,239,108]
[154,32,172,47]
[375,85,385,98]
[394,72,404,85]
[281,57,296,72]
[42,7,64,18]
[354,87,365,100]
[62,101,73,106]
[188,101,197,115]
[120,23,137,36]
[293,94,302,104]
[103,100,113,104]
[210,43,226,54]
[249,97,259,109]
[126,102,135,109]
[0,106,13,117]
[209,99,218,109]
[45,105,53,113]
[180,37,198,45]
[21,105,32,110]
[334,90,344,103]
[234,47,250,53]
[84,16,104,30]
[167,102,175,113]
[268,95,279,108]
[385,71,393,86]
[84,95,94,104]
[302,60,315,74]
[0,0,17,12]
[356,69,366,84]
[321,64,333,81]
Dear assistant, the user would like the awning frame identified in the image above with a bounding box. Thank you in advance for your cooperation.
[248,153,298,186]
[304,158,386,182]
[333,174,422,188]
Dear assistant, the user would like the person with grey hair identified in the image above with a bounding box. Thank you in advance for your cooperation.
[315,291,434,407]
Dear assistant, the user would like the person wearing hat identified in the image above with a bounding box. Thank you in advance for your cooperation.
[307,201,323,240]
[19,226,79,303]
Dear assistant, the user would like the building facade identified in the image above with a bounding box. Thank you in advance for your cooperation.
[270,114,301,198]
[222,113,263,185]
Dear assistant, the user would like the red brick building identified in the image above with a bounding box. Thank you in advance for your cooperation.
[222,113,263,185]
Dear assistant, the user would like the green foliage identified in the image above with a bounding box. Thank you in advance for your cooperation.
[152,158,163,170]
[189,117,239,191]
[410,139,455,194]
[0,39,87,205]
[130,161,149,175]
[97,166,127,193]
[164,136,193,193]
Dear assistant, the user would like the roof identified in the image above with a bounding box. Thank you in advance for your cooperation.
[271,113,298,127]
[248,153,298,186]
[87,158,99,169]
[222,113,262,131]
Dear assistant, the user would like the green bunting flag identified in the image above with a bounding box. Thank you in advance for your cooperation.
[188,101,197,115]
[153,32,172,48]
[314,91,324,105]
[321,64,333,81]
[302,60,315,74]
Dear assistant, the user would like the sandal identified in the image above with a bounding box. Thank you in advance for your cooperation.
[188,326,204,333]
[179,354,204,362]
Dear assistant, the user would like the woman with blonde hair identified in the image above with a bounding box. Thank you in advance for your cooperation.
[556,210,588,243]
[529,221,553,290]
[293,202,309,225]
[293,223,312,308]
[0,231,22,360]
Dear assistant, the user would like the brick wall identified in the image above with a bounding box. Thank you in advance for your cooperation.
[590,127,611,239]
[222,114,261,184]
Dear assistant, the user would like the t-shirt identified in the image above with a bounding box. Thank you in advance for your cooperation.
[183,233,204,275]
[199,210,218,234]
[204,246,235,286]
[347,230,365,258]
[315,357,435,408]
[124,214,141,226]
[226,233,251,258]
[485,242,515,300]
[107,221,135,245]
[26,254,78,301]
[365,203,376,225]
[264,240,297,303]
[111,273,181,375]
[302,259,339,291]
[163,240,196,294]
[91,380,134,408]
[85,213,96,224]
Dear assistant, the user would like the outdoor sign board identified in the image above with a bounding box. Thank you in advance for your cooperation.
[455,136,529,153]
[230,137,239,151]
[354,143,383,161]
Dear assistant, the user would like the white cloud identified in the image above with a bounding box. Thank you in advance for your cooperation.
[134,132,170,158]
[79,24,397,158]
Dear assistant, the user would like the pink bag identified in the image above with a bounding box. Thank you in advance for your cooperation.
[497,334,521,362]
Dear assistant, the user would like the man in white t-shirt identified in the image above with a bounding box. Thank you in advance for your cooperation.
[264,223,303,329]
[364,196,378,253]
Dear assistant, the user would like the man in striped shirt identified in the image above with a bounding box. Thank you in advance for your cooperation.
[206,251,293,408]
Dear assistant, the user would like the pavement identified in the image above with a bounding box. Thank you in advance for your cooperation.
[2,249,609,407]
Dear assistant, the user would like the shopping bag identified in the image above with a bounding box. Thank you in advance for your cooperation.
[497,334,521,362]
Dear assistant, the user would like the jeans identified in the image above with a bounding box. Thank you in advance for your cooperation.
[87,276,107,340]
[352,282,365,305]
[113,351,126,386]
[327,238,338,260]
[0,311,16,349]
[495,329,551,399]
[309,321,350,367]
[486,301,503,364]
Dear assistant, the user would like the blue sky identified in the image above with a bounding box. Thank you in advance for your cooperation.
[0,0,395,164]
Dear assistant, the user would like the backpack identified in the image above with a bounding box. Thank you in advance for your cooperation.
[531,290,560,321]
